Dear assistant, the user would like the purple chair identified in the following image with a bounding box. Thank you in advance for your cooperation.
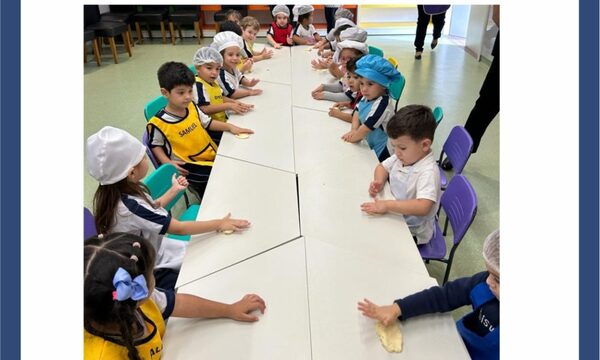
[418,175,477,284]
[438,126,473,189]
[84,207,97,240]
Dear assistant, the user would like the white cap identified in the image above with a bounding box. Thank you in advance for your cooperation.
[326,18,355,41]
[482,229,500,274]
[211,31,243,53]
[272,4,290,17]
[340,27,367,43]
[293,5,314,16]
[333,40,369,62]
[86,126,146,185]
[334,8,354,21]
[193,46,223,66]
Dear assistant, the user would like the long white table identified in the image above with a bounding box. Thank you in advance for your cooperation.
[164,238,311,359]
[219,81,295,173]
[175,155,300,287]
[246,44,292,85]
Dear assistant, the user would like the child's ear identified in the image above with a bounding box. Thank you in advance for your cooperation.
[421,138,432,151]
[160,88,169,97]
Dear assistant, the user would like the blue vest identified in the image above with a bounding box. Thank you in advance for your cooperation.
[357,97,389,157]
[456,283,500,360]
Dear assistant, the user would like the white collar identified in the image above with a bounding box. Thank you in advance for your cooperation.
[397,152,436,173]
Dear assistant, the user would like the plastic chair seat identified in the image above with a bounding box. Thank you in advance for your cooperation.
[84,29,95,42]
[84,207,97,239]
[169,12,199,23]
[101,13,133,23]
[417,221,446,259]
[165,205,200,241]
[86,22,128,37]
[134,11,168,24]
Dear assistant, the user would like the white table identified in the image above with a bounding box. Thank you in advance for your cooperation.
[247,44,292,85]
[291,45,341,112]
[164,238,311,360]
[306,237,470,360]
[176,155,300,287]
[219,81,295,173]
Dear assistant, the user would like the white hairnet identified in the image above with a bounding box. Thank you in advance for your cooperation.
[326,18,356,41]
[333,40,369,62]
[340,27,367,42]
[293,4,314,16]
[210,31,243,53]
[335,8,354,20]
[193,46,223,66]
[482,229,500,274]
[272,4,290,17]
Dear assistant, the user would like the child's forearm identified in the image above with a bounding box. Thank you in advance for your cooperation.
[374,164,389,183]
[154,187,181,208]
[266,34,278,47]
[321,91,352,102]
[152,146,171,165]
[168,218,223,235]
[171,293,232,318]
[328,64,344,79]
[383,198,435,216]
[229,88,253,99]
[200,103,230,115]
[208,120,231,132]
[293,35,308,45]
[351,112,360,131]
[333,111,353,123]
[347,125,370,143]
[322,82,344,92]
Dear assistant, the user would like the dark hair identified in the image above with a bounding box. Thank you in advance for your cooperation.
[93,178,154,235]
[334,24,353,38]
[225,9,242,22]
[339,47,363,60]
[157,61,195,91]
[345,55,363,73]
[218,20,242,35]
[298,12,312,25]
[387,105,437,142]
[84,233,156,360]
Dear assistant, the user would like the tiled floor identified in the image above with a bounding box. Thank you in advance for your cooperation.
[84,34,499,319]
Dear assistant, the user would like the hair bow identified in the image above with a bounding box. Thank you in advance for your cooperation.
[112,267,148,301]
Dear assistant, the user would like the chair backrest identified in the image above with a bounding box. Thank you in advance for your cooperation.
[442,126,474,175]
[188,64,198,75]
[387,57,399,69]
[389,73,406,112]
[440,175,477,245]
[368,45,384,57]
[433,106,444,124]
[141,130,160,169]
[108,5,137,13]
[84,5,101,27]
[144,95,168,121]
[84,207,97,239]
[142,164,185,212]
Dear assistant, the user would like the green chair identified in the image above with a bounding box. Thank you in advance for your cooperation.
[368,45,384,57]
[389,73,406,112]
[188,63,198,75]
[142,163,200,241]
[144,95,168,121]
[433,106,444,124]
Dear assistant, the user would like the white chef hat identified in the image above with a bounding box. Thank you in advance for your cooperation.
[86,126,146,185]
[340,27,368,42]
[211,31,243,53]
[326,18,356,41]
[333,40,369,62]
[192,46,223,66]
[272,4,290,17]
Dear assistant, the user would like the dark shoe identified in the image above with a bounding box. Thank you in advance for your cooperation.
[431,38,439,49]
[440,157,453,170]
[415,51,422,60]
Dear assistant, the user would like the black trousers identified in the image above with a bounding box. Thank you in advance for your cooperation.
[324,6,337,33]
[182,162,212,200]
[414,5,446,52]
[463,39,500,153]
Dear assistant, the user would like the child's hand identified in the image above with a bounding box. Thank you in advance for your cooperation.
[312,91,325,100]
[249,88,263,96]
[169,160,189,176]
[273,43,282,49]
[341,130,355,142]
[228,124,254,136]
[286,36,294,45]
[247,78,260,87]
[261,48,273,59]
[360,198,388,215]
[171,174,189,192]
[218,213,251,233]
[229,101,252,114]
[241,59,253,73]
[311,84,324,95]
[328,107,343,117]
[357,299,401,326]
[333,101,349,110]
[368,180,384,197]
[228,294,266,322]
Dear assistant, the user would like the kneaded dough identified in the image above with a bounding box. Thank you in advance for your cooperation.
[222,230,234,235]
[375,322,403,353]
[235,133,250,139]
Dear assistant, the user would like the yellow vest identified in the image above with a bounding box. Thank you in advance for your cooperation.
[195,75,227,122]
[84,299,165,360]
[148,103,217,166]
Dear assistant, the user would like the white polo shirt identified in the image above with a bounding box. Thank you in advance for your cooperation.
[381,152,441,244]
[217,67,245,97]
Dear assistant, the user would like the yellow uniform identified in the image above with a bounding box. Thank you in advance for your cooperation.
[194,75,227,122]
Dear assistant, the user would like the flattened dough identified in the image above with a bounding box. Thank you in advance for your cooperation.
[222,230,234,235]
[375,322,403,353]
[235,133,250,139]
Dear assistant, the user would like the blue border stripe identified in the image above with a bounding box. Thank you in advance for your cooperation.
[579,0,599,358]
[0,0,21,357]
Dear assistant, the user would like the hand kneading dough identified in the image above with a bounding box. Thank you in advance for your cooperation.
[375,322,403,353]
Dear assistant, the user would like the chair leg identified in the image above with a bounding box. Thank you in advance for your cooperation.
[160,21,166,44]
[169,22,176,45]
[135,22,143,44]
[177,25,183,41]
[97,37,103,55]
[183,192,190,208]
[443,215,449,236]
[442,246,458,284]
[123,32,132,57]
[84,42,88,63]
[92,39,101,66]
[127,24,135,47]
[194,21,201,43]
[109,37,119,64]
[146,23,153,40]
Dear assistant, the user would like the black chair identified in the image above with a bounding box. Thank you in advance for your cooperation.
[99,5,137,47]
[133,5,170,44]
[84,5,132,64]
[84,29,101,66]
[169,5,203,45]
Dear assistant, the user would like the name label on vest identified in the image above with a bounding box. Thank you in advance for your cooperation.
[178,122,197,137]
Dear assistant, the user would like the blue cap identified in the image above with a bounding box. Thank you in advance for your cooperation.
[355,54,402,88]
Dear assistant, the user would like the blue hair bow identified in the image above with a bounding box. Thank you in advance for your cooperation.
[112,267,149,301]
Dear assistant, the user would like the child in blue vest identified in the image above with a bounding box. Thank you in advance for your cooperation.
[358,229,500,360]
[341,55,402,162]
[84,232,266,360]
